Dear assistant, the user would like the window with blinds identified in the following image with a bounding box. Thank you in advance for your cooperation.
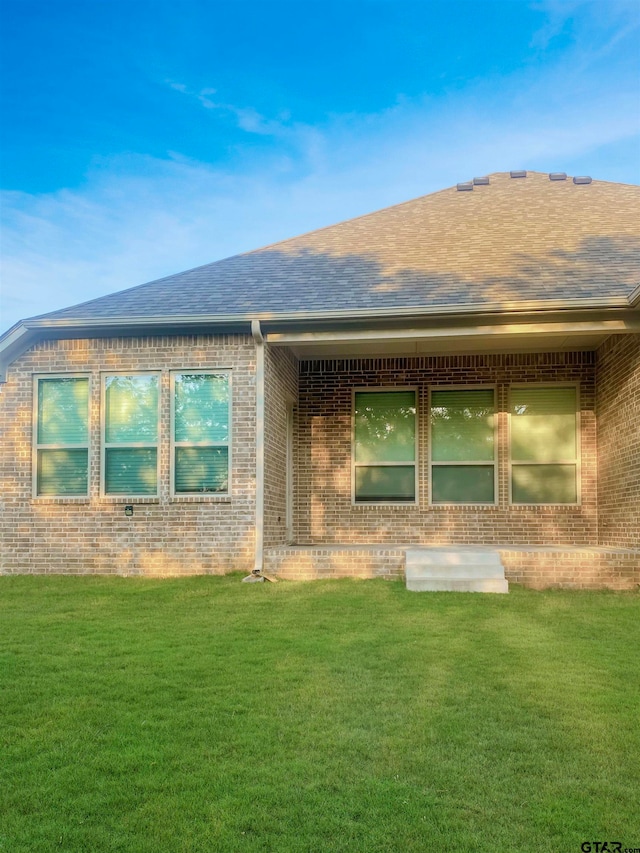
[172,373,230,495]
[353,389,417,503]
[34,376,89,496]
[430,388,496,503]
[510,385,579,504]
[103,374,159,496]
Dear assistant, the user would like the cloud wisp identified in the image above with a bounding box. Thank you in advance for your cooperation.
[2,40,639,331]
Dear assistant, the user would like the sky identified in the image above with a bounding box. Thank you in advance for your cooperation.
[1,0,639,332]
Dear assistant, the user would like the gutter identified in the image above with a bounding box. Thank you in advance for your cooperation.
[2,288,639,383]
[5,294,634,332]
[251,320,265,574]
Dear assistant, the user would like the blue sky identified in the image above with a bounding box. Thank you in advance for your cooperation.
[1,0,639,331]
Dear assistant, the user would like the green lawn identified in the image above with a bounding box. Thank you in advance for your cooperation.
[1,576,638,853]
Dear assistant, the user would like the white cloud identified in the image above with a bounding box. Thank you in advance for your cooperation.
[1,50,638,332]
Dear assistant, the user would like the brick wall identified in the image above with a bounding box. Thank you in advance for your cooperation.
[596,333,640,548]
[264,345,298,547]
[0,335,257,575]
[296,352,598,546]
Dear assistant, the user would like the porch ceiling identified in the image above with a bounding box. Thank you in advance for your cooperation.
[266,312,639,358]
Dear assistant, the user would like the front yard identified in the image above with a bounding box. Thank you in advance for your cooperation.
[1,576,638,852]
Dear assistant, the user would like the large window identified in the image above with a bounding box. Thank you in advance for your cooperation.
[510,385,579,504]
[429,388,496,504]
[353,389,417,503]
[34,376,89,496]
[103,374,159,496]
[172,372,230,495]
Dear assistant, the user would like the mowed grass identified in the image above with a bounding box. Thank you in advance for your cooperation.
[1,577,638,853]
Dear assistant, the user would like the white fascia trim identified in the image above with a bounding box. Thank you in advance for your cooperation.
[266,317,640,347]
[629,284,640,308]
[0,325,39,383]
[5,294,634,332]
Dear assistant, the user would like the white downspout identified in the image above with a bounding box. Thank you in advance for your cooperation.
[251,320,265,573]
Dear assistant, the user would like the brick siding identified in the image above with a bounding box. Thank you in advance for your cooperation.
[296,352,598,546]
[0,335,257,575]
[596,333,640,548]
[264,545,639,589]
[264,345,298,547]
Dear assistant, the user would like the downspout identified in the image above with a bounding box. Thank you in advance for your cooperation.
[251,320,265,573]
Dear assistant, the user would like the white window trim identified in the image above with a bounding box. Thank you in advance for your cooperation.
[351,386,419,507]
[170,370,232,498]
[32,374,91,499]
[428,384,498,507]
[508,382,581,506]
[100,372,161,498]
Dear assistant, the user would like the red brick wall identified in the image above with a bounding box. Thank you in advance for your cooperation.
[296,352,597,546]
[0,335,257,574]
[596,334,640,548]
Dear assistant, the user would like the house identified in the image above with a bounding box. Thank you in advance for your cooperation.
[1,170,639,588]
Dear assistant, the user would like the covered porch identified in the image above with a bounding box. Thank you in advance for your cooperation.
[260,312,640,589]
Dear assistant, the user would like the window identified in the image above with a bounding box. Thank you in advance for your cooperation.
[103,374,159,496]
[172,372,230,495]
[510,385,579,504]
[429,388,496,504]
[34,376,89,496]
[353,389,417,503]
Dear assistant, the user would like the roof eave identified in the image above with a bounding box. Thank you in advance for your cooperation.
[1,294,638,382]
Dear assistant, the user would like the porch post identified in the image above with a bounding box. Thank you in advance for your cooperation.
[251,320,265,573]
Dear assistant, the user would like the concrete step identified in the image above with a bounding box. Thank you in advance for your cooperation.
[405,548,504,566]
[407,577,509,593]
[405,548,509,594]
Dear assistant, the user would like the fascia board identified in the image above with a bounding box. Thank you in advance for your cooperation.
[628,284,640,308]
[266,316,640,346]
[0,326,40,383]
[15,295,633,330]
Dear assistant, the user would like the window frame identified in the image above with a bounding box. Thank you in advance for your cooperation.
[170,369,232,498]
[508,382,581,506]
[32,373,91,499]
[351,386,419,507]
[100,371,161,498]
[428,384,498,506]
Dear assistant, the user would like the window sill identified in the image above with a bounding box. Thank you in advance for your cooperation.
[352,501,419,508]
[32,496,91,503]
[170,495,232,503]
[429,503,498,509]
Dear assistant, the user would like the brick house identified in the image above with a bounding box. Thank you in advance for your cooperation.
[1,170,639,588]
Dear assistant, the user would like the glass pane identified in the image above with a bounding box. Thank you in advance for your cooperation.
[431,389,494,462]
[354,391,416,463]
[175,447,229,494]
[37,449,88,496]
[355,465,415,502]
[105,376,158,443]
[511,387,577,462]
[432,465,495,503]
[38,378,88,444]
[105,448,157,495]
[512,464,577,504]
[174,374,229,443]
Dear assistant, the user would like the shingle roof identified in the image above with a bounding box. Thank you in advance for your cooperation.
[26,171,640,324]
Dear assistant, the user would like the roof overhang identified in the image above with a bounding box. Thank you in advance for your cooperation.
[1,294,639,381]
[266,311,640,359]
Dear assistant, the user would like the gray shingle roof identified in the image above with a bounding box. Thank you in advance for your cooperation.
[26,171,640,324]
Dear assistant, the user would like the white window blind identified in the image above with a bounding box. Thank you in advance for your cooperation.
[353,390,416,502]
[35,377,89,496]
[430,388,496,503]
[103,375,159,496]
[510,386,578,504]
[173,373,230,494]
